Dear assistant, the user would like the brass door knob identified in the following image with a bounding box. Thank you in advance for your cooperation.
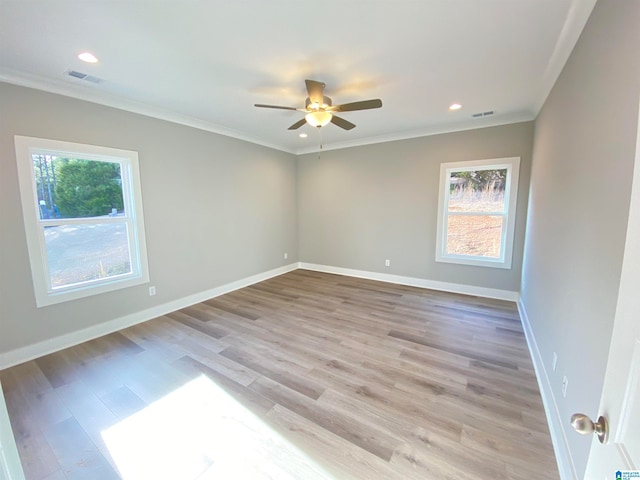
[570,413,608,444]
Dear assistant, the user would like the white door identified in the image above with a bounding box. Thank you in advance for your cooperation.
[584,102,640,478]
[0,381,24,480]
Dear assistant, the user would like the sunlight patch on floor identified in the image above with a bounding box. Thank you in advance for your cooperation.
[101,375,333,479]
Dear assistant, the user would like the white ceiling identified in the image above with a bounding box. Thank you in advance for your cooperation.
[0,0,596,154]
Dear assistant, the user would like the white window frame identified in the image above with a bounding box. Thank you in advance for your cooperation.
[14,136,149,307]
[435,157,520,269]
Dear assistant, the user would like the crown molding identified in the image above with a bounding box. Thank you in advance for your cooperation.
[0,68,295,155]
[0,69,536,156]
[294,111,536,155]
[533,0,597,115]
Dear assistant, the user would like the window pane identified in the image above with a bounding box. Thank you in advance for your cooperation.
[448,168,506,213]
[446,215,503,258]
[44,223,132,289]
[32,155,124,220]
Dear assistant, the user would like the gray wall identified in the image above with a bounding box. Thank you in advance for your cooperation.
[0,83,298,356]
[297,122,534,293]
[521,0,640,476]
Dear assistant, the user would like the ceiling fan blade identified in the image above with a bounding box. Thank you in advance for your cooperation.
[305,80,325,105]
[329,99,383,112]
[287,118,307,130]
[254,104,298,111]
[331,115,356,130]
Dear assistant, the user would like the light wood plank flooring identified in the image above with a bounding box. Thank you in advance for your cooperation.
[1,270,559,479]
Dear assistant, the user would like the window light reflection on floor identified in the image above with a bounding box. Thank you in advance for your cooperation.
[101,374,333,479]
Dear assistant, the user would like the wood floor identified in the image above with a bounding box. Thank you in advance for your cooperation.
[1,270,559,479]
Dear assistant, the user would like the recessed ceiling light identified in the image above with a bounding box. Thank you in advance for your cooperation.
[299,133,308,138]
[78,52,98,64]
[449,103,462,111]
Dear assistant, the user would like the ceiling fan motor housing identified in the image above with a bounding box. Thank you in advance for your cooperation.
[305,96,332,110]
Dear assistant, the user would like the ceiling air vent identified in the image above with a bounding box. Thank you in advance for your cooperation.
[67,70,87,79]
[472,110,495,118]
[84,75,103,84]
[66,70,104,84]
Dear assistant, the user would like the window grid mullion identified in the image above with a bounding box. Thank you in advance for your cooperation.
[446,211,506,217]
[39,216,132,227]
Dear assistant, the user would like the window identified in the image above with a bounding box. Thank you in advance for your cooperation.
[14,136,149,307]
[435,157,520,269]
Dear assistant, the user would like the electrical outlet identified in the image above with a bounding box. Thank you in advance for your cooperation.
[149,286,156,296]
[385,259,390,267]
[284,252,288,260]
[552,352,558,372]
[562,376,568,397]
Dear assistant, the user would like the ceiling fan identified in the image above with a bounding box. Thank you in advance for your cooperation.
[254,79,382,131]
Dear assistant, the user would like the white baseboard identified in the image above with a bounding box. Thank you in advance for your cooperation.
[517,297,577,480]
[0,263,298,370]
[0,262,564,480]
[298,262,520,301]
[0,261,517,370]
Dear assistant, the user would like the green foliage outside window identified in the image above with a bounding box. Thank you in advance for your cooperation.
[55,159,124,217]
[32,155,124,218]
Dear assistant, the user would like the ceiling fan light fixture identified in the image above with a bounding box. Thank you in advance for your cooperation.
[305,111,332,127]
